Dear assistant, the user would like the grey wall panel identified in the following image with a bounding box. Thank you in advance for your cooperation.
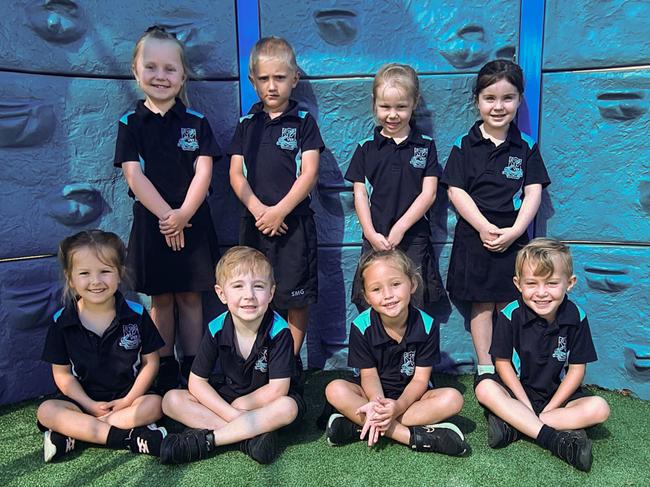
[543,0,650,70]
[539,69,650,243]
[0,1,238,78]
[0,73,240,259]
[260,0,519,76]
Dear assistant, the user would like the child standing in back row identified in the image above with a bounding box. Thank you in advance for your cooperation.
[228,37,325,363]
[440,60,550,380]
[345,63,444,315]
[114,26,221,391]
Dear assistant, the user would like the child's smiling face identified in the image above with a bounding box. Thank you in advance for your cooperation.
[133,38,186,111]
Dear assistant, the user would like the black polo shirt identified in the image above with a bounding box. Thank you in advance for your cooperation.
[114,98,221,205]
[491,296,597,402]
[191,309,294,399]
[42,292,164,400]
[344,126,441,237]
[348,305,439,399]
[441,121,550,214]
[227,99,325,216]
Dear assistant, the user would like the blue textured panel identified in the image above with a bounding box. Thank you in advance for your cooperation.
[569,245,650,400]
[0,73,240,259]
[543,0,650,70]
[260,0,519,76]
[539,69,650,242]
[0,1,238,77]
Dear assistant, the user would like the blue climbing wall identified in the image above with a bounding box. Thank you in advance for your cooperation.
[0,0,648,404]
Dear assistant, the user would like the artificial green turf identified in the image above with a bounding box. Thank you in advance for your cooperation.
[1,372,648,487]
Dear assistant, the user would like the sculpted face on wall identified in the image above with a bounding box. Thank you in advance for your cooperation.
[26,0,87,44]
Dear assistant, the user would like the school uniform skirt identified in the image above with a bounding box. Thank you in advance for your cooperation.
[351,231,445,312]
[446,211,528,303]
[126,200,219,295]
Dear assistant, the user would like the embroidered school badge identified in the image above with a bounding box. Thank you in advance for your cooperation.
[119,323,141,350]
[409,147,428,169]
[552,336,568,362]
[254,347,269,373]
[276,127,298,150]
[400,350,416,376]
[177,128,199,151]
[502,156,523,180]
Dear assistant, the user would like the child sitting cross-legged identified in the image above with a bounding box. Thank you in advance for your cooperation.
[160,246,304,464]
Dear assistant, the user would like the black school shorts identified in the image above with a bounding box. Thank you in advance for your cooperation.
[240,213,318,309]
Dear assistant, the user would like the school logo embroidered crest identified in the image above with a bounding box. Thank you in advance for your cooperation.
[254,347,269,373]
[409,147,428,169]
[276,127,297,150]
[400,350,416,376]
[119,323,141,350]
[502,156,523,179]
[552,336,568,362]
[177,128,199,151]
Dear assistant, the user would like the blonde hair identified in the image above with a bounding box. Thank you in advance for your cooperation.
[249,36,298,76]
[355,249,422,299]
[373,63,420,106]
[131,26,192,105]
[58,230,127,304]
[215,246,275,286]
[515,238,574,279]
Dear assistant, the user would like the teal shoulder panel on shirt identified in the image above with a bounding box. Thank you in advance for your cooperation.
[453,134,464,149]
[53,307,65,323]
[520,132,536,149]
[352,308,372,333]
[501,300,520,320]
[269,312,289,339]
[126,300,144,315]
[239,114,255,123]
[358,135,374,147]
[298,110,308,119]
[418,308,434,334]
[421,134,433,141]
[575,303,587,321]
[186,108,205,119]
[119,110,135,125]
[208,312,228,337]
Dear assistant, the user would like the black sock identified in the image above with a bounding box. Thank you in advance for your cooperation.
[106,426,130,449]
[536,424,557,450]
[181,356,195,382]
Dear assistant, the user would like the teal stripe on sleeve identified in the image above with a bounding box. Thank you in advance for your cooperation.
[186,108,205,119]
[418,309,434,334]
[208,312,228,337]
[126,300,144,315]
[352,309,372,334]
[501,300,520,320]
[269,312,289,339]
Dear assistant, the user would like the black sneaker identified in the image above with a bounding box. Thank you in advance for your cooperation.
[159,429,214,464]
[409,423,468,456]
[43,430,76,462]
[239,431,279,464]
[127,424,167,456]
[487,413,520,448]
[549,430,593,472]
[325,414,361,446]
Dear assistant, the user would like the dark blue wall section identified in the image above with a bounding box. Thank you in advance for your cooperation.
[0,1,648,403]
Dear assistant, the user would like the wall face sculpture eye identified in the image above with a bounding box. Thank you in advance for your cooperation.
[439,24,489,69]
[46,183,103,226]
[596,90,647,121]
[26,0,87,44]
[624,345,650,382]
[313,9,358,46]
[0,99,55,148]
[583,264,633,293]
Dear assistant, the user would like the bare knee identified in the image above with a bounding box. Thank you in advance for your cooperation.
[37,400,58,427]
[137,395,163,421]
[275,396,298,425]
[444,388,464,415]
[162,389,191,417]
[589,396,610,424]
[474,379,498,406]
[325,379,352,407]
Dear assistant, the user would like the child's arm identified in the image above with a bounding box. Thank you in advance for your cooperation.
[387,176,438,248]
[52,364,111,417]
[484,183,542,253]
[230,154,288,235]
[255,149,320,236]
[158,155,213,238]
[230,378,290,411]
[495,358,535,411]
[188,372,244,422]
[352,182,391,251]
[373,365,431,429]
[542,363,585,413]
[447,186,500,244]
[103,351,159,413]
